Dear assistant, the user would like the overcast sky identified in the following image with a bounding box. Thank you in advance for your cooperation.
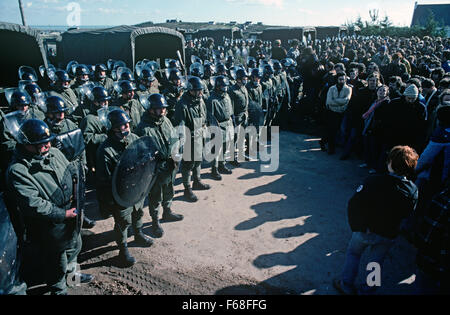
[0,0,449,27]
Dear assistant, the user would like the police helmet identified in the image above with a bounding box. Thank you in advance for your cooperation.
[92,86,111,102]
[148,93,169,109]
[46,96,70,114]
[10,91,31,109]
[118,81,136,94]
[108,109,131,129]
[187,77,205,91]
[18,119,55,145]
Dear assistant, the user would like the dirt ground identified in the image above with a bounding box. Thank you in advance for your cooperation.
[62,129,418,296]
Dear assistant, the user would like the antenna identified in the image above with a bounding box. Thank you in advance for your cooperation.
[18,0,27,27]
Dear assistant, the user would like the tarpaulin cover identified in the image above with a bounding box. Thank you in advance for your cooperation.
[0,22,48,88]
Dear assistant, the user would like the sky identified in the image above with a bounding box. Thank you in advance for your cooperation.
[0,0,449,27]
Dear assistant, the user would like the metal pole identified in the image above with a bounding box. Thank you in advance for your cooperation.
[18,0,27,27]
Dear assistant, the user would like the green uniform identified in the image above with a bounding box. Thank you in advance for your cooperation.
[206,90,234,168]
[229,83,249,160]
[0,109,45,180]
[96,132,145,246]
[136,112,179,220]
[173,92,207,188]
[162,84,184,123]
[49,87,79,116]
[80,113,108,172]
[6,147,81,295]
[111,98,144,132]
[201,79,211,102]
[95,78,115,95]
[45,118,78,136]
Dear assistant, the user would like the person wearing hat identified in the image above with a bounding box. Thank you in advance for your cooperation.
[96,109,153,267]
[173,77,211,203]
[162,69,184,123]
[271,39,287,61]
[49,70,79,120]
[135,94,184,238]
[206,76,234,180]
[6,119,93,294]
[111,81,144,132]
[80,87,110,176]
[44,96,78,136]
[229,68,250,167]
[377,84,426,157]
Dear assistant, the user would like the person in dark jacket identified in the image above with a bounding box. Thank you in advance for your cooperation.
[413,183,450,295]
[271,40,287,61]
[333,146,419,295]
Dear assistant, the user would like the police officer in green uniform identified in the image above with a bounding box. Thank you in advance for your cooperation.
[80,87,109,175]
[229,68,249,167]
[96,109,153,267]
[162,69,184,123]
[21,82,46,121]
[70,65,91,103]
[111,81,144,132]
[136,68,160,97]
[206,76,234,180]
[93,64,114,95]
[44,96,78,136]
[246,68,264,158]
[173,77,211,202]
[136,94,184,238]
[190,62,210,102]
[6,119,93,295]
[49,70,80,124]
[44,95,97,229]
[1,90,45,177]
[261,64,276,127]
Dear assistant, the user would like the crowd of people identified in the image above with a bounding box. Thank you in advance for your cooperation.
[0,33,449,295]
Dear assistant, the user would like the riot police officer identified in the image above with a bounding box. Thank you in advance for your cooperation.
[136,68,160,96]
[93,64,114,95]
[6,119,93,295]
[49,70,80,122]
[173,77,211,202]
[80,87,109,176]
[136,94,184,238]
[206,76,234,180]
[21,82,46,120]
[246,68,264,158]
[229,68,249,167]
[111,81,144,131]
[44,96,78,136]
[162,69,184,123]
[96,109,153,267]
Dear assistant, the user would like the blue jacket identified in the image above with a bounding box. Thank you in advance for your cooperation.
[416,126,450,185]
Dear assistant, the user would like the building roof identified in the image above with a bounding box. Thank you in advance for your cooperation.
[411,3,450,27]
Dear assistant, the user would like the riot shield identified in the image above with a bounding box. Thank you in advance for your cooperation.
[3,111,27,141]
[0,193,24,295]
[53,128,85,162]
[112,136,159,208]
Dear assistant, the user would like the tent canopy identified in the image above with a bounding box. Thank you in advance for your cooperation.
[57,26,185,70]
[315,26,348,40]
[259,27,316,47]
[0,22,48,88]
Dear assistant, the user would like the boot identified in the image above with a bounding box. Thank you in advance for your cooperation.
[118,244,136,267]
[83,216,96,229]
[229,160,241,167]
[184,187,198,202]
[211,167,222,181]
[152,218,164,238]
[192,180,211,191]
[134,228,153,247]
[218,164,232,175]
[162,208,184,222]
